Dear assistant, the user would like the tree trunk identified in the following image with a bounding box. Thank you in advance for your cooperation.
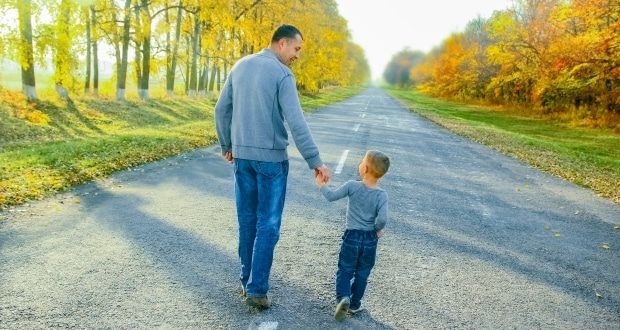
[223,61,228,84]
[54,0,71,99]
[216,67,221,91]
[138,0,151,100]
[198,57,208,97]
[208,59,217,96]
[91,5,99,96]
[165,2,171,96]
[134,5,142,91]
[188,14,201,97]
[84,7,91,94]
[116,0,131,101]
[185,35,190,94]
[18,0,36,100]
[166,1,183,97]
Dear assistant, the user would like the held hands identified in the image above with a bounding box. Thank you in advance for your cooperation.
[314,164,330,186]
[315,171,326,187]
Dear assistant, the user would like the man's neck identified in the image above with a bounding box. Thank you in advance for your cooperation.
[268,45,282,61]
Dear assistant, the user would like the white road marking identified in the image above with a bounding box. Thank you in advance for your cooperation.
[335,150,350,174]
[256,321,279,330]
[353,123,361,131]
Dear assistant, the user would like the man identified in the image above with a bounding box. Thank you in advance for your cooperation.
[215,24,330,309]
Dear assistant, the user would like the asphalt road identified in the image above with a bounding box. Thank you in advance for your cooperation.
[1,87,619,329]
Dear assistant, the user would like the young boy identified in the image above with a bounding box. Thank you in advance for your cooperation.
[315,150,390,321]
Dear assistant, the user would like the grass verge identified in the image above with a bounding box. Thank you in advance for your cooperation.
[385,88,620,203]
[0,85,365,208]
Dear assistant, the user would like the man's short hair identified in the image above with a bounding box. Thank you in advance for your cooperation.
[366,150,390,178]
[271,24,303,43]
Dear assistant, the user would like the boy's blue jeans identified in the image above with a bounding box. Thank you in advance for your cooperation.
[336,229,378,309]
[234,158,288,298]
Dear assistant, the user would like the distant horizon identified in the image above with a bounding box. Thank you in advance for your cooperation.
[336,0,512,79]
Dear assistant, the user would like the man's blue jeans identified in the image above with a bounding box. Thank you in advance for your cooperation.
[336,229,378,309]
[234,158,288,298]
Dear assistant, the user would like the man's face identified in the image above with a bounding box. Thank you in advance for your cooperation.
[278,34,303,66]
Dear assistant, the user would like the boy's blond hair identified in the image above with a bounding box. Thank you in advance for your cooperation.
[365,150,390,178]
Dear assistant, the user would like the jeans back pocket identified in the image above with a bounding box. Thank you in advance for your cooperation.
[256,161,283,178]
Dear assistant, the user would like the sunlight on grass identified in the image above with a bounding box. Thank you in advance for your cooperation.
[0,85,364,208]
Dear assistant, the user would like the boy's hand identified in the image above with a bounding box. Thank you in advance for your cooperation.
[315,171,326,187]
[376,229,384,238]
[314,164,330,183]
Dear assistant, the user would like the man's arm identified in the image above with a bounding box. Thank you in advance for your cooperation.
[278,74,322,170]
[215,73,233,160]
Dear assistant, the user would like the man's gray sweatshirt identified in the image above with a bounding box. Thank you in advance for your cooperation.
[215,48,322,169]
[320,180,388,231]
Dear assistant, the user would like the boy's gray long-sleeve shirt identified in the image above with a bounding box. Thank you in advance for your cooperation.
[320,180,388,231]
[214,48,322,169]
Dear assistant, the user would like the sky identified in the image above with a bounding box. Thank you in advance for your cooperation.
[335,0,513,80]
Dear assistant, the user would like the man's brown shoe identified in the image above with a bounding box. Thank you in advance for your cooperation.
[334,297,350,321]
[246,296,270,309]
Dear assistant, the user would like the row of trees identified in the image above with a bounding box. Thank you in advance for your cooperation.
[385,0,619,114]
[1,0,370,101]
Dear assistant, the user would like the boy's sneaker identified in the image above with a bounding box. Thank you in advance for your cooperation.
[348,304,364,314]
[239,285,246,297]
[246,296,270,309]
[334,297,350,321]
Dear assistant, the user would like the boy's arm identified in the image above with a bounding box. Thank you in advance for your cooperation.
[374,193,388,231]
[319,181,352,202]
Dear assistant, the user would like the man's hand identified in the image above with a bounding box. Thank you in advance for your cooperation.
[315,172,326,187]
[376,229,385,238]
[314,164,330,183]
[224,151,233,164]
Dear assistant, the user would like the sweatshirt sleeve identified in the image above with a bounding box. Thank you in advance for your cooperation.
[374,192,389,230]
[319,181,353,202]
[214,73,233,156]
[278,74,322,169]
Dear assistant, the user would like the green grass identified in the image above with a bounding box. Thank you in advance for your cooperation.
[0,85,365,208]
[385,88,620,203]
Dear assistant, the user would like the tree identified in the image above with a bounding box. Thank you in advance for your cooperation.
[17,0,37,100]
[164,0,183,96]
[53,0,78,99]
[383,49,425,86]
